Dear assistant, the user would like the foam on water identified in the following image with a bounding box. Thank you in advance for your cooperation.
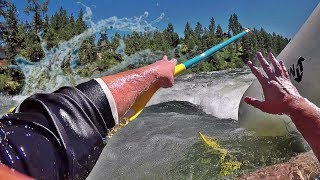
[148,69,255,120]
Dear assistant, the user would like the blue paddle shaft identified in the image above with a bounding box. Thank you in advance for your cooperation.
[183,30,249,69]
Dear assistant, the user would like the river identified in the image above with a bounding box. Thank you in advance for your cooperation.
[88,69,303,179]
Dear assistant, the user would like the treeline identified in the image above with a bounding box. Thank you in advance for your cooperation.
[0,0,290,94]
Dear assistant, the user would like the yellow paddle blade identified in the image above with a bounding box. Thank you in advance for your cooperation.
[198,132,228,161]
[126,83,160,121]
[198,132,241,176]
[8,107,16,113]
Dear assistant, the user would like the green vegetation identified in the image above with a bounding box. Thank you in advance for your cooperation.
[0,67,24,94]
[0,1,290,94]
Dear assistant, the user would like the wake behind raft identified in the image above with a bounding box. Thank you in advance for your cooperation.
[238,2,320,137]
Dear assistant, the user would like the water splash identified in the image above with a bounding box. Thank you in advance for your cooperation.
[12,4,165,96]
[98,39,165,77]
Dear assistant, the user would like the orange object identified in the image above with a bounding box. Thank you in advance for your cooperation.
[0,164,34,180]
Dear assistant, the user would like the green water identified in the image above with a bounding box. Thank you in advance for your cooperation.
[169,135,298,179]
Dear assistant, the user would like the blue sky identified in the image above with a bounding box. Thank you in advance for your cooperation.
[9,0,319,38]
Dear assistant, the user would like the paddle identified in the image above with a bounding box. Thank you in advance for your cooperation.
[125,29,251,121]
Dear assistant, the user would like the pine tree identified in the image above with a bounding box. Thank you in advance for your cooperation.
[232,13,241,35]
[125,31,142,54]
[23,32,44,62]
[194,22,204,50]
[216,24,223,37]
[23,0,49,62]
[194,22,203,37]
[56,7,69,40]
[43,14,49,32]
[69,14,75,36]
[0,0,10,45]
[184,22,196,51]
[76,8,86,34]
[111,33,121,51]
[241,33,254,61]
[79,35,97,64]
[97,31,109,47]
[4,3,20,61]
[24,0,50,33]
[205,17,216,48]
[57,7,68,29]
[164,23,179,48]
[231,13,242,50]
[228,13,241,36]
[228,15,233,36]
[208,17,215,35]
[0,0,9,17]
[184,22,193,40]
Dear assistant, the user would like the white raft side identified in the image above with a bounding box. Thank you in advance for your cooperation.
[238,3,320,136]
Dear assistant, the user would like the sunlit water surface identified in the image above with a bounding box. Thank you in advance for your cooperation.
[88,70,305,179]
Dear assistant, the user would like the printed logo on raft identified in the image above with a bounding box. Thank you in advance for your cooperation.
[288,57,305,83]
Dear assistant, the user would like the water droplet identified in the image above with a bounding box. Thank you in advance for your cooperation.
[20,147,27,157]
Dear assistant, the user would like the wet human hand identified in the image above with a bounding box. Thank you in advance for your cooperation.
[244,52,302,115]
[152,55,177,88]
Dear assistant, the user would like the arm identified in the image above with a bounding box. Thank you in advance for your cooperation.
[101,55,176,118]
[286,96,320,160]
[244,52,320,160]
[0,56,176,179]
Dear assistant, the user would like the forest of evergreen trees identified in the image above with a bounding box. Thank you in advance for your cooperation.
[0,0,290,94]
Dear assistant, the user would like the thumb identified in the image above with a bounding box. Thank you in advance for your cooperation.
[162,55,168,61]
[244,96,265,110]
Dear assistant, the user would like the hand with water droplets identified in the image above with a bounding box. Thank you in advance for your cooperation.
[244,52,302,115]
[152,55,177,88]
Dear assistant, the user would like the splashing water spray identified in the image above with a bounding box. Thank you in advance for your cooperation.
[11,3,165,97]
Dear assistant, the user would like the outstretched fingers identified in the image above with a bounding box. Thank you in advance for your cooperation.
[279,60,289,79]
[247,61,268,85]
[257,52,274,78]
[268,52,282,77]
